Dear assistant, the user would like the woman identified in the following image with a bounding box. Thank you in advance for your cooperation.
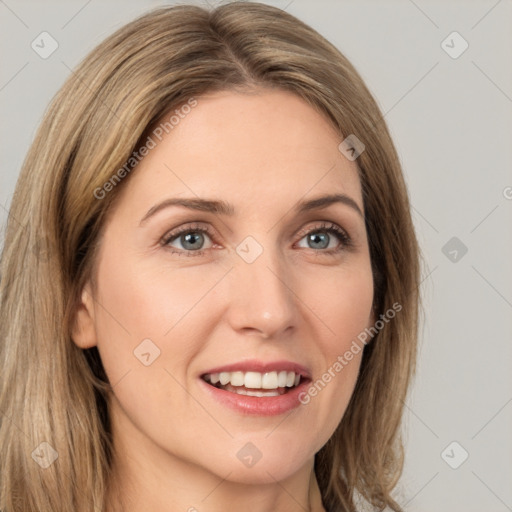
[0,2,420,511]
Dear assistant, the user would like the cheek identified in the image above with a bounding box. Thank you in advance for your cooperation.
[90,253,231,451]
[304,260,374,349]
[92,248,230,384]
[296,261,373,439]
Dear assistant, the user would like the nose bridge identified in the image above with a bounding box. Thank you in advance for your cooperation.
[228,236,297,337]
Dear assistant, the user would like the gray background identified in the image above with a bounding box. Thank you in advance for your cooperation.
[1,0,511,510]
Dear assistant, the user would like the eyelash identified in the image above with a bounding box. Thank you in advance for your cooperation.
[160,221,352,257]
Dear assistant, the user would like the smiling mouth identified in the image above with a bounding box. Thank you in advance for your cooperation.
[202,370,303,397]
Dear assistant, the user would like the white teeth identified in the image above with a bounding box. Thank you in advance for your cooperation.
[231,371,244,386]
[246,389,280,397]
[226,384,282,397]
[262,371,278,389]
[244,372,262,388]
[204,370,302,390]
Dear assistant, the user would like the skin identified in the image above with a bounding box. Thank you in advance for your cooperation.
[72,88,375,512]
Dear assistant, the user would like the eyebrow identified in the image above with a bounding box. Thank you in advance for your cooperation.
[139,193,363,226]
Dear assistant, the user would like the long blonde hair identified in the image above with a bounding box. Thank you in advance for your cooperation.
[0,3,420,511]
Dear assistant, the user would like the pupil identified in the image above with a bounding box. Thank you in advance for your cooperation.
[182,232,203,250]
[309,232,329,249]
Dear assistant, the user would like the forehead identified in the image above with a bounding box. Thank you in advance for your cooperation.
[118,89,362,215]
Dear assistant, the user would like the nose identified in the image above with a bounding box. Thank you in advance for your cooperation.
[225,245,298,339]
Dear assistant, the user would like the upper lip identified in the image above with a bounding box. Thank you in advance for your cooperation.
[201,359,311,379]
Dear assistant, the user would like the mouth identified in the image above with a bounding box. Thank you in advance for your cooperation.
[201,370,304,397]
[199,360,312,415]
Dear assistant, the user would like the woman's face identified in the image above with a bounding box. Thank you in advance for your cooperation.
[74,89,374,485]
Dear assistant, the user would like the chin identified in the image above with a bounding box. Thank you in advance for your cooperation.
[211,442,314,484]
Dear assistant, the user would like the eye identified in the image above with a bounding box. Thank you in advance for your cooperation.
[161,223,214,255]
[295,222,351,253]
[161,221,352,257]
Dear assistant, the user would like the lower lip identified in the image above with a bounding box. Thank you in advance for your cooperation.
[199,378,310,416]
